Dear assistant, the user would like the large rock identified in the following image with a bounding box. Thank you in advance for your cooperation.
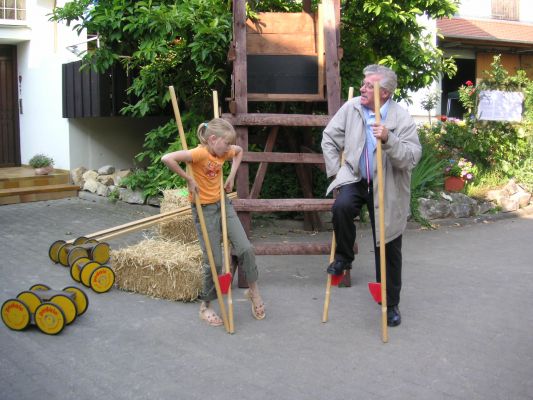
[71,167,87,186]
[114,169,133,187]
[96,182,111,197]
[82,170,98,181]
[512,191,531,208]
[83,179,99,193]
[484,179,531,210]
[418,198,452,220]
[448,193,479,218]
[119,188,145,204]
[500,197,519,212]
[97,174,115,186]
[98,165,115,175]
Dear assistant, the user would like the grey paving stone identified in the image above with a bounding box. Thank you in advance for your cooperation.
[0,198,532,400]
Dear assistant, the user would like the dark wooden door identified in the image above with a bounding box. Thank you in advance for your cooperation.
[0,45,20,167]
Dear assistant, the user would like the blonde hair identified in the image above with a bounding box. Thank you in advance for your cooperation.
[196,118,236,146]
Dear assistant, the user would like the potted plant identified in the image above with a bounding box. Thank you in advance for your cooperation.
[28,153,55,175]
[444,157,476,192]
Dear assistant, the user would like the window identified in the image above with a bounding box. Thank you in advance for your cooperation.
[491,0,518,21]
[0,0,26,21]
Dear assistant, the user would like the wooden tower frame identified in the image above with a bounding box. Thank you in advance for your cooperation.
[222,0,353,286]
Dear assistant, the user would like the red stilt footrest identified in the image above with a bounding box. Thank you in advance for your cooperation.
[218,273,232,294]
[368,282,382,303]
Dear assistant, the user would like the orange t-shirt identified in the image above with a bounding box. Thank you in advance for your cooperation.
[189,145,236,204]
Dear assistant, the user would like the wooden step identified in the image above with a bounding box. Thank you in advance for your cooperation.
[0,168,70,190]
[0,184,80,205]
[232,198,333,213]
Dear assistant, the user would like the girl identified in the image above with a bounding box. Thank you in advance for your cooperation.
[162,118,265,326]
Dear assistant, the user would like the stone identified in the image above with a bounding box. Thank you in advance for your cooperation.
[511,191,531,208]
[118,188,145,204]
[485,189,504,202]
[500,197,519,212]
[98,165,115,175]
[71,167,87,186]
[96,182,111,197]
[503,179,519,195]
[478,201,495,214]
[97,174,114,186]
[83,179,98,193]
[114,169,133,187]
[418,198,452,220]
[147,196,162,207]
[82,170,98,181]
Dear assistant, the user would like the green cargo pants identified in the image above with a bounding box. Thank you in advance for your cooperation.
[192,196,258,302]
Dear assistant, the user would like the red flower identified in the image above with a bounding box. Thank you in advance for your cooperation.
[465,80,473,86]
[439,115,447,122]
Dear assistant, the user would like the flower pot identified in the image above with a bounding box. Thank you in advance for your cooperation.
[444,176,465,192]
[34,166,54,175]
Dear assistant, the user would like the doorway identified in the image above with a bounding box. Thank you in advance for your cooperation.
[0,45,20,167]
[441,58,476,118]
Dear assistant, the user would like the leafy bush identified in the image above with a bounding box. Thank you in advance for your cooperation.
[28,154,54,168]
[121,114,203,199]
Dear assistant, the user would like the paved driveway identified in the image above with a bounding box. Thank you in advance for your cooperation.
[1,198,532,400]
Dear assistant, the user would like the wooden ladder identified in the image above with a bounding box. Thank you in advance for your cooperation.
[224,0,352,287]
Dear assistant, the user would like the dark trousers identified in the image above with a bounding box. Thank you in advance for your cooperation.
[332,180,402,306]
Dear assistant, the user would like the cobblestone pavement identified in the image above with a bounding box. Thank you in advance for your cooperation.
[1,197,532,400]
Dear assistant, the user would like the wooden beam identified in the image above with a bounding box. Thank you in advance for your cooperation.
[222,113,330,126]
[66,194,237,243]
[323,0,341,115]
[249,125,279,199]
[247,93,325,102]
[233,0,251,233]
[243,152,324,164]
[287,134,322,231]
[252,241,358,256]
[252,242,331,255]
[232,198,333,212]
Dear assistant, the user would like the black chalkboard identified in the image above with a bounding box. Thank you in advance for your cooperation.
[247,55,318,94]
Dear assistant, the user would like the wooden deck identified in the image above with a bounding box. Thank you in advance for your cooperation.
[0,166,79,205]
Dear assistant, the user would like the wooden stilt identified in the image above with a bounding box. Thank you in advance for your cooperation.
[214,90,235,334]
[374,84,388,343]
[169,86,230,333]
[322,87,353,323]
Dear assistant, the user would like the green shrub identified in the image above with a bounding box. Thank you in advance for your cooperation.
[28,154,54,168]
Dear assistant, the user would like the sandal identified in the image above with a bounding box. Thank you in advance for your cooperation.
[199,305,223,327]
[244,289,266,320]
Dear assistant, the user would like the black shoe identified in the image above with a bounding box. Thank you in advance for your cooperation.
[387,305,401,327]
[326,260,352,275]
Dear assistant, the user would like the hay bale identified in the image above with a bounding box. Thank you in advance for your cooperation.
[111,238,203,301]
[158,189,197,243]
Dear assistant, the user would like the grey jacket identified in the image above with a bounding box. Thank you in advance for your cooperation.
[321,97,422,245]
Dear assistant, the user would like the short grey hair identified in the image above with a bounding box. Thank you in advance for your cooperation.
[363,64,397,94]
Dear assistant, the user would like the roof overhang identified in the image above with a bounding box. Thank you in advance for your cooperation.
[437,17,533,53]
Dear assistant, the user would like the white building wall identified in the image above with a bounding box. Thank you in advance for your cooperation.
[520,1,533,23]
[69,117,167,170]
[404,15,441,122]
[2,1,158,171]
[458,0,492,19]
[13,0,81,169]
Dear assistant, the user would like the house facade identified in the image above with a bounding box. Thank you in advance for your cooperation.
[0,0,162,170]
[437,0,533,117]
[2,1,531,170]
